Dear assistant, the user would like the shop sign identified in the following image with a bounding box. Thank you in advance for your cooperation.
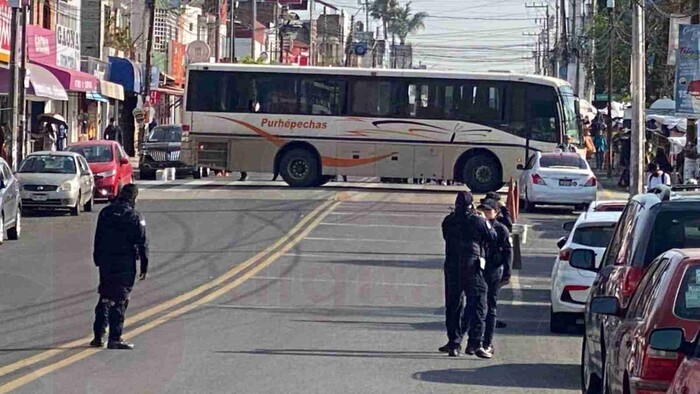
[0,0,11,64]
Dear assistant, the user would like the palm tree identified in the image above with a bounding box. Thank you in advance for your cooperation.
[387,2,428,45]
[370,0,399,41]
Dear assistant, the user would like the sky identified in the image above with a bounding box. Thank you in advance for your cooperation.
[326,0,547,73]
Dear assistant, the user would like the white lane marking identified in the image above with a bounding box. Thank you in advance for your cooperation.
[318,222,436,229]
[509,271,526,306]
[304,237,435,244]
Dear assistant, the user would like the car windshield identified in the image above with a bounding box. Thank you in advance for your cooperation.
[674,265,700,321]
[18,155,76,174]
[148,126,182,142]
[66,145,113,163]
[540,154,587,169]
[572,225,616,248]
[646,211,700,265]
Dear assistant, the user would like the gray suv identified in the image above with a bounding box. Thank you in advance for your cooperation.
[0,157,21,244]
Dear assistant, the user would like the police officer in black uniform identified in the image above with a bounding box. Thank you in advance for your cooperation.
[91,184,149,350]
[440,191,496,357]
[482,191,512,329]
[476,199,512,358]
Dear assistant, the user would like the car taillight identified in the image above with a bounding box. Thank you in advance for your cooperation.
[622,267,645,299]
[584,177,597,187]
[532,174,547,185]
[182,124,191,132]
[559,248,571,261]
[563,285,589,292]
[640,346,683,382]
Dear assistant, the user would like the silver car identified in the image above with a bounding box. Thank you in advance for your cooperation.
[17,151,95,216]
[0,157,21,243]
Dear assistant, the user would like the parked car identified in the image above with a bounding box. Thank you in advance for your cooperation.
[587,200,628,213]
[518,151,597,211]
[573,186,700,394]
[667,335,700,394]
[550,210,621,333]
[139,124,207,180]
[588,249,700,394]
[17,151,94,216]
[66,140,133,199]
[0,157,20,243]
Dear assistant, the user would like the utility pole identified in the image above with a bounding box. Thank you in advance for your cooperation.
[685,0,700,182]
[560,0,568,77]
[309,0,314,65]
[606,0,615,179]
[7,4,18,169]
[251,0,257,59]
[345,14,354,67]
[525,3,551,75]
[572,0,579,92]
[18,4,26,161]
[143,0,156,146]
[629,0,645,195]
[214,0,221,62]
[322,6,327,66]
[229,0,236,61]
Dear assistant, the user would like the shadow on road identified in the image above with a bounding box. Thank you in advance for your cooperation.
[412,363,580,390]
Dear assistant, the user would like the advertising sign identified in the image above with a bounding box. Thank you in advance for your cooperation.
[26,25,56,65]
[668,15,691,66]
[675,24,700,115]
[0,0,11,64]
[169,40,186,85]
[56,1,80,70]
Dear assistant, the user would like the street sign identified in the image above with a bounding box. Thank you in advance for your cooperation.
[187,40,210,63]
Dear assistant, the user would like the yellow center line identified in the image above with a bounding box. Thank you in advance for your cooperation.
[0,200,342,393]
[0,197,338,382]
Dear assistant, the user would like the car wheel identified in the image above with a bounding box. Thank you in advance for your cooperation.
[462,154,502,193]
[280,148,321,187]
[70,194,81,216]
[202,167,210,178]
[193,167,202,179]
[550,308,568,333]
[7,208,20,240]
[582,336,603,394]
[84,195,94,212]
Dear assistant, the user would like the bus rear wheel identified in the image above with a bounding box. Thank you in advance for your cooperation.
[462,154,502,193]
[280,148,321,187]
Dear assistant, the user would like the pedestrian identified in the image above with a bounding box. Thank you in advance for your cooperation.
[56,124,67,151]
[654,147,672,174]
[439,191,496,357]
[43,123,57,151]
[91,184,149,350]
[481,191,511,329]
[647,162,671,189]
[618,134,631,187]
[594,131,607,170]
[103,118,122,143]
[477,199,512,358]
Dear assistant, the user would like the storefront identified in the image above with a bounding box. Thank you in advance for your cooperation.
[98,80,124,139]
[108,56,142,156]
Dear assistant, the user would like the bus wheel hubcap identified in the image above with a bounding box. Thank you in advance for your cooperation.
[476,166,492,183]
[289,159,309,180]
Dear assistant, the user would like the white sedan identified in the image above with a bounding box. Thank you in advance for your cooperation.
[550,210,621,333]
[518,151,598,211]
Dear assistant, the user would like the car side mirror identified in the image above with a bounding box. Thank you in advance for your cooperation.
[570,249,597,271]
[516,164,525,170]
[562,221,575,232]
[649,328,686,352]
[557,236,567,250]
[120,157,130,165]
[590,296,621,316]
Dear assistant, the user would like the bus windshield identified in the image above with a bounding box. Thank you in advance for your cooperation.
[561,90,581,144]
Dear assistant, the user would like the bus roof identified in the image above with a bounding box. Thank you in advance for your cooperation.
[187,63,571,90]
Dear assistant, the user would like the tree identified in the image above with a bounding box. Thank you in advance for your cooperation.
[370,0,399,40]
[387,2,428,45]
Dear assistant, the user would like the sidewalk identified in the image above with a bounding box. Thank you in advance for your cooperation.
[594,169,630,200]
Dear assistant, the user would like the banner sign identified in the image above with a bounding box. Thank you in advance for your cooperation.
[675,24,700,115]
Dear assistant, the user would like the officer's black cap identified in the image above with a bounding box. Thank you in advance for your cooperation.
[477,198,499,211]
[455,191,474,209]
[482,191,501,202]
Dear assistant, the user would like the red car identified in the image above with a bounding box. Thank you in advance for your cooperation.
[590,249,700,394]
[66,141,133,199]
[667,344,700,394]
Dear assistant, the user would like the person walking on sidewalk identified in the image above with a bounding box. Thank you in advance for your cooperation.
[477,199,512,359]
[91,184,149,350]
[594,131,607,170]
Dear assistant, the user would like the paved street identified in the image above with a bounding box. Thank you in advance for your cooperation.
[0,179,615,393]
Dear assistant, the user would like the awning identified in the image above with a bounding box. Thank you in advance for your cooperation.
[0,63,68,101]
[100,80,124,101]
[86,92,108,103]
[32,62,99,93]
[109,56,141,93]
[153,86,184,96]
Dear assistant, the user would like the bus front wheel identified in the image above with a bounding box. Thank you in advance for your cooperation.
[280,148,321,187]
[462,154,502,193]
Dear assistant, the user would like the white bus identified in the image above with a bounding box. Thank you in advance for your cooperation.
[182,64,581,192]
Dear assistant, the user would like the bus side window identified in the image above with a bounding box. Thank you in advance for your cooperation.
[527,85,558,143]
[507,83,527,138]
[300,76,344,115]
